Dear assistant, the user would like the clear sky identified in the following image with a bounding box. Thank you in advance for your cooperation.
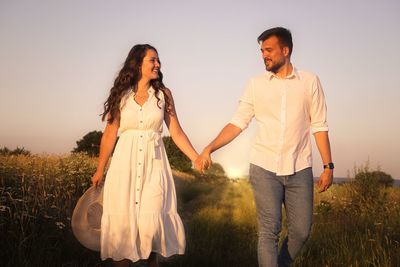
[1,0,399,179]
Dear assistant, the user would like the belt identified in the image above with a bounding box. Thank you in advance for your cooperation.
[120,129,161,159]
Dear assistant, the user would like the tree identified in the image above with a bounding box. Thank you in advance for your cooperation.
[0,146,31,156]
[72,131,102,157]
[162,136,192,172]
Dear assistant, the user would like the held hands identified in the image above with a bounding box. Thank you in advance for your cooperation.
[317,168,333,193]
[194,150,213,174]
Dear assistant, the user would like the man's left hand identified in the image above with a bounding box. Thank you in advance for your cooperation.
[317,169,333,193]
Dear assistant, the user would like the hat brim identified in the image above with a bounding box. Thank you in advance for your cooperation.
[72,184,103,251]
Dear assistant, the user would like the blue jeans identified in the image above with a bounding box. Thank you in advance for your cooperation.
[249,164,313,267]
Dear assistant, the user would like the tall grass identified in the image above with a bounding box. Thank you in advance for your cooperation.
[172,175,400,267]
[0,153,99,266]
[1,154,399,266]
[168,179,258,267]
[304,180,400,267]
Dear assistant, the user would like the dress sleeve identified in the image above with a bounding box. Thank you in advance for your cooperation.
[229,80,255,130]
[310,76,329,133]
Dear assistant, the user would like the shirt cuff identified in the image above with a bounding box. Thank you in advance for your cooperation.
[229,119,248,131]
[311,126,329,134]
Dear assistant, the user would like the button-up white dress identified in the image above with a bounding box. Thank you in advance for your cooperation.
[100,87,185,262]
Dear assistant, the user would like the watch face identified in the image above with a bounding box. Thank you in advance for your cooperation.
[324,163,334,169]
[328,163,334,169]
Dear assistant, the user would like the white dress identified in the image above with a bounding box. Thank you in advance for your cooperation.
[100,87,185,262]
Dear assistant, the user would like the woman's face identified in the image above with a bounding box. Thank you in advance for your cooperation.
[140,49,160,81]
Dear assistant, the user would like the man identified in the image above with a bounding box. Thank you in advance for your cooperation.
[196,27,333,267]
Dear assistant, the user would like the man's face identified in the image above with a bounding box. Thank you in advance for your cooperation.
[260,36,288,73]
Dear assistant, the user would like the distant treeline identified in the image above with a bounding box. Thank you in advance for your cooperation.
[0,146,31,156]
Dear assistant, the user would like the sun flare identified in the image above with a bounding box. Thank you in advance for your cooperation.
[225,167,246,179]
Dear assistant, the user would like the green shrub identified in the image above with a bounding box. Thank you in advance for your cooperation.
[348,165,394,218]
[205,162,225,177]
[178,181,213,203]
[163,136,192,172]
[355,170,394,187]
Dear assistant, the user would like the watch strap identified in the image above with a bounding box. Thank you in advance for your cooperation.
[323,162,334,169]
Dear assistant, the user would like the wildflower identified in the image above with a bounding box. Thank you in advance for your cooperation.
[55,222,66,229]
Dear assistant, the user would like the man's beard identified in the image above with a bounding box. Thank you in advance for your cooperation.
[265,58,285,74]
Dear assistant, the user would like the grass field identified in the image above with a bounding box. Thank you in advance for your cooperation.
[1,153,399,266]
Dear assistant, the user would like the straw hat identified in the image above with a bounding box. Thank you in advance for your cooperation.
[72,184,104,251]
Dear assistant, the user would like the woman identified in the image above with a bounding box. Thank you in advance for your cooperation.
[91,44,199,267]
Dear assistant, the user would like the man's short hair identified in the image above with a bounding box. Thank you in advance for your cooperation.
[257,27,293,56]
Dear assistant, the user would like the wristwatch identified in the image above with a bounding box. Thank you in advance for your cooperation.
[323,162,334,169]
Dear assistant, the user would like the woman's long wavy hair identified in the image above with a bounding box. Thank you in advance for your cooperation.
[101,44,172,123]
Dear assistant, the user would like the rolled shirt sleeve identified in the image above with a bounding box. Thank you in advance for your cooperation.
[230,80,255,130]
[310,76,329,133]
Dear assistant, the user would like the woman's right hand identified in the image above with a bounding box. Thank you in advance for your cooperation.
[91,171,104,187]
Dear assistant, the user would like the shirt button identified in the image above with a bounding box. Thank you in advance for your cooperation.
[138,163,141,165]
[140,108,142,111]
[139,149,142,152]
[136,202,138,204]
[140,135,143,138]
[140,120,143,123]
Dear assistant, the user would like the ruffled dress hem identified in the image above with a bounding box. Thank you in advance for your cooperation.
[100,212,185,262]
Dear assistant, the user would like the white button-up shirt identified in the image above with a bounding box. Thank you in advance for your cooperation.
[230,68,329,176]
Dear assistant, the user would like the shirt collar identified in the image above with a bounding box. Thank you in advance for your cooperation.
[148,86,155,95]
[132,86,155,95]
[265,66,299,80]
